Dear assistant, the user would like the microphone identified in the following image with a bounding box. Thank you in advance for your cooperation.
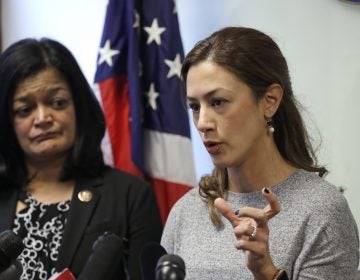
[77,232,123,280]
[155,254,186,280]
[0,260,23,280]
[0,230,24,279]
[140,242,167,280]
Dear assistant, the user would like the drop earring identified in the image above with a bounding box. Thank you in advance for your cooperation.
[267,119,275,134]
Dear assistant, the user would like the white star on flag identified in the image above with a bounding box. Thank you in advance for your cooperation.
[164,53,182,78]
[143,18,166,45]
[146,83,159,110]
[98,39,120,67]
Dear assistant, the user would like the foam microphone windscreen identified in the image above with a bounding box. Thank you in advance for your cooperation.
[155,254,186,280]
[0,230,24,272]
[0,259,23,280]
[140,242,167,280]
[77,232,123,280]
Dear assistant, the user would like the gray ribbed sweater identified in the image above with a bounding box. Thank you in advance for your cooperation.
[161,169,359,279]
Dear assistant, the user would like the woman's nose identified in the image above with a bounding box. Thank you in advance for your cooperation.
[34,106,53,127]
[196,108,215,133]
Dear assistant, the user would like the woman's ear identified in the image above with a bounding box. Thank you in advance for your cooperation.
[262,83,283,118]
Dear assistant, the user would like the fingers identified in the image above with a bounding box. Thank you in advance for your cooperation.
[233,223,257,240]
[216,188,281,227]
[261,187,281,220]
[236,207,267,226]
[215,199,257,241]
[214,198,239,227]
[234,238,268,254]
[215,189,280,276]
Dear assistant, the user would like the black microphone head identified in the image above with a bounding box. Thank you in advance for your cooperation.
[0,259,23,280]
[0,231,24,272]
[140,242,167,280]
[77,232,124,280]
[155,254,185,280]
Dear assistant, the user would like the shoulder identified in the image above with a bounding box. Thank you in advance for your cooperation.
[165,187,204,227]
[276,170,357,238]
[86,167,161,221]
[304,171,348,209]
[285,171,359,274]
[161,188,201,252]
[86,167,155,203]
[101,166,152,191]
[169,187,201,214]
[278,169,348,211]
[102,166,148,184]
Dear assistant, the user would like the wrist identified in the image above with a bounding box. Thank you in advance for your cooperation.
[272,268,288,280]
[253,266,288,280]
[253,265,278,280]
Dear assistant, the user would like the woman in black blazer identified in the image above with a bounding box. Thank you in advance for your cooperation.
[0,38,162,279]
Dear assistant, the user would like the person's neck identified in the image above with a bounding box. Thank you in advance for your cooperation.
[24,156,74,203]
[227,144,296,193]
[26,156,66,183]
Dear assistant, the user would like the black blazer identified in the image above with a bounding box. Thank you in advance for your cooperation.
[0,167,163,279]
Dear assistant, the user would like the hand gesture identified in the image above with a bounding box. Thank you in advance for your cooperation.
[214,188,281,280]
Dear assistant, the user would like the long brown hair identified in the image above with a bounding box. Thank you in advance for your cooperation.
[181,27,327,227]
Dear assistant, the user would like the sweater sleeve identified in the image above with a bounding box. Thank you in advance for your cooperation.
[294,193,359,279]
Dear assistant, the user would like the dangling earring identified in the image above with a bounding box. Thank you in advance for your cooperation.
[266,119,275,134]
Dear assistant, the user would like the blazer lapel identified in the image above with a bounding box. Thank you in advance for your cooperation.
[56,176,102,270]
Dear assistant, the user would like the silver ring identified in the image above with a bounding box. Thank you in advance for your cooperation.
[249,225,257,240]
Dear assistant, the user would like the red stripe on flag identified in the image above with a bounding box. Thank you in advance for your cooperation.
[149,178,191,223]
[99,77,143,177]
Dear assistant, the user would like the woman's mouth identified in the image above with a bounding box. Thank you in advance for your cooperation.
[204,141,222,155]
[33,132,58,142]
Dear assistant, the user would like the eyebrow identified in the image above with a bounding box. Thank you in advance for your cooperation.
[13,86,68,103]
[13,95,31,103]
[186,89,219,102]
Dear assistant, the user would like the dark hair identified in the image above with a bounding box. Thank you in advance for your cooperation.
[0,38,106,188]
[181,27,327,227]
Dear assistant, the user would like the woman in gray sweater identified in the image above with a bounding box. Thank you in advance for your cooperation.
[161,27,359,279]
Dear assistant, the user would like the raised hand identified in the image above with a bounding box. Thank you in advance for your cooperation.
[214,188,281,280]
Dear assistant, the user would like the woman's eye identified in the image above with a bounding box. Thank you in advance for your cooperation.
[211,98,225,107]
[188,103,200,113]
[52,99,68,109]
[14,106,32,118]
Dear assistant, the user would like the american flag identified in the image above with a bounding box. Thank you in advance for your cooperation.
[94,0,196,223]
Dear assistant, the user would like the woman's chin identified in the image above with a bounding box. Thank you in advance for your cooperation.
[211,159,229,169]
[27,149,69,162]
